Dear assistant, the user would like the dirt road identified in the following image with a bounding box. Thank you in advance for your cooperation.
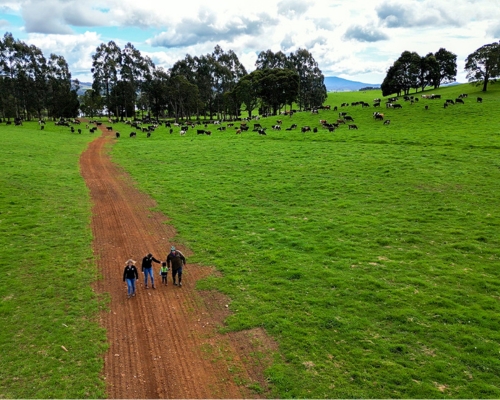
[80,128,273,398]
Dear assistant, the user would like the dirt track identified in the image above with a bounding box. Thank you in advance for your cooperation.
[80,127,274,399]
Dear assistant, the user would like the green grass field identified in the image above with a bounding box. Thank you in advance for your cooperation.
[0,127,107,398]
[1,83,499,398]
[110,84,500,398]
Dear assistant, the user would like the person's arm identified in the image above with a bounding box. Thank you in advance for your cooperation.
[152,256,161,264]
[166,254,171,269]
[134,267,139,280]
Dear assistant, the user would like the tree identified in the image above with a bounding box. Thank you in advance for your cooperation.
[381,64,402,97]
[79,89,103,118]
[288,49,327,110]
[91,41,121,117]
[234,71,261,118]
[465,42,500,92]
[255,50,288,69]
[433,48,457,88]
[258,68,299,115]
[167,75,200,121]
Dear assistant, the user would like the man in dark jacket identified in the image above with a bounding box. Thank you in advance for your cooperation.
[142,252,161,289]
[166,246,186,287]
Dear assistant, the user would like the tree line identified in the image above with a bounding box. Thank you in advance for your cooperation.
[2,31,499,120]
[89,42,326,121]
[0,32,80,120]
[381,41,500,96]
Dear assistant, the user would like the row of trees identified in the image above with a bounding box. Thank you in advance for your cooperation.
[88,42,327,120]
[382,41,500,96]
[381,48,457,96]
[0,33,79,120]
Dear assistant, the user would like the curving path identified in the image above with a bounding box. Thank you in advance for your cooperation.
[80,127,262,399]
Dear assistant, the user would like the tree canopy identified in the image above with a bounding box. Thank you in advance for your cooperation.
[381,48,457,96]
[465,41,500,92]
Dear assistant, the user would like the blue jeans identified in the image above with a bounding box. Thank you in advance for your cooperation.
[126,278,136,296]
[143,267,154,286]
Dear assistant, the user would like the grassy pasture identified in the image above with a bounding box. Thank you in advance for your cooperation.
[110,83,500,398]
[0,125,106,398]
[0,82,498,399]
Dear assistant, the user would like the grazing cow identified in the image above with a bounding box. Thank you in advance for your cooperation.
[253,123,262,131]
[147,132,151,138]
[313,127,318,133]
[328,127,335,132]
[71,127,75,133]
[373,112,384,120]
[443,102,448,108]
[337,119,346,124]
[277,120,282,124]
[236,129,241,134]
[205,131,212,136]
[272,125,281,130]
[425,105,429,110]
[373,102,381,107]
[78,129,82,134]
[477,97,483,103]
[458,93,468,98]
[446,99,455,105]
[130,132,136,137]
[197,129,206,135]
[301,126,311,133]
[241,126,249,131]
[392,104,402,109]
[40,125,44,130]
[384,120,391,125]
[319,119,327,125]
[333,106,338,111]
[455,98,464,104]
[106,126,113,131]
[348,124,358,130]
[217,126,226,131]
[169,128,173,134]
[344,116,354,121]
[258,129,267,135]
[180,130,186,136]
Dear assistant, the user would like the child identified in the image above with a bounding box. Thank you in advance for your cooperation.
[160,261,169,285]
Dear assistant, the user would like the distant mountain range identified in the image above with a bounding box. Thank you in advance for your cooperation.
[324,76,380,92]
[77,76,381,96]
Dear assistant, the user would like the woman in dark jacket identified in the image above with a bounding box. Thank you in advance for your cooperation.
[123,259,139,298]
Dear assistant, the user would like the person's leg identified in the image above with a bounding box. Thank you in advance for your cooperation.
[172,268,178,285]
[178,267,183,287]
[131,278,136,296]
[144,268,149,287]
[126,279,132,297]
[150,268,155,288]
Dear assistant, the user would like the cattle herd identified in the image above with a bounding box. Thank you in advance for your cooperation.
[4,92,483,137]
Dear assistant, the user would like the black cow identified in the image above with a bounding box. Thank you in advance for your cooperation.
[116,132,120,138]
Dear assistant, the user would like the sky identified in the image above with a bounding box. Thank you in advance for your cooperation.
[1,0,499,85]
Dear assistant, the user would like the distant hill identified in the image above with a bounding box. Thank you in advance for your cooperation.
[324,76,380,92]
[77,82,93,95]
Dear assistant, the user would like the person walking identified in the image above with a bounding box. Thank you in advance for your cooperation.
[166,246,186,287]
[142,252,161,289]
[123,259,139,299]
[160,261,169,286]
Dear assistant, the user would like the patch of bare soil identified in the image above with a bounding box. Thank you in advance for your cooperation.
[80,127,277,398]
